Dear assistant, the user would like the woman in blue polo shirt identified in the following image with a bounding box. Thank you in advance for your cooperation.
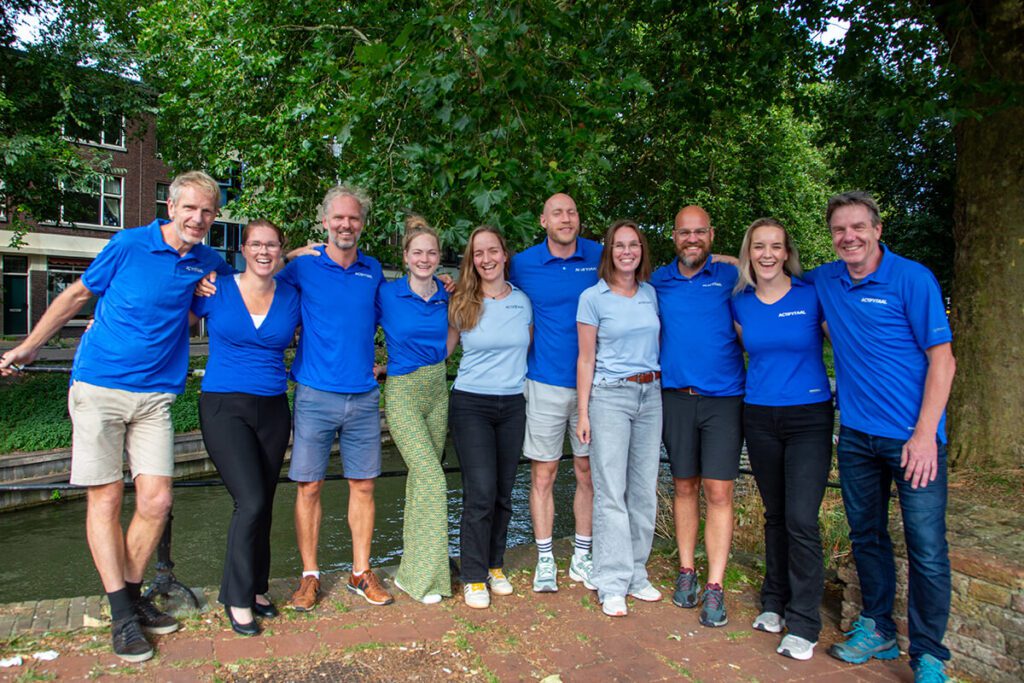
[447,225,532,609]
[730,217,833,661]
[192,219,300,636]
[576,219,663,618]
[377,215,451,605]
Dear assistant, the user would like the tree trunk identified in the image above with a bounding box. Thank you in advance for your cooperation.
[935,0,1024,468]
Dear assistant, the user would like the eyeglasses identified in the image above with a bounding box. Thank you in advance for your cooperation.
[673,228,711,238]
[245,241,282,251]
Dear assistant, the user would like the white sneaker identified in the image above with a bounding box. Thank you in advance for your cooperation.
[629,584,663,602]
[753,611,785,633]
[533,557,558,592]
[777,634,816,660]
[487,568,513,596]
[394,577,442,605]
[568,552,595,590]
[602,595,628,617]
[463,582,490,609]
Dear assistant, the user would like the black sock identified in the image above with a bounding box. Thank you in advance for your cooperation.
[108,588,135,622]
[125,581,143,603]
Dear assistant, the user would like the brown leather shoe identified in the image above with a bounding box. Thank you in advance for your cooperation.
[287,575,320,612]
[346,569,394,606]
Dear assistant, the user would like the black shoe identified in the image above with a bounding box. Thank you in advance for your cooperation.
[134,594,180,635]
[225,605,261,636]
[253,598,279,618]
[111,616,154,663]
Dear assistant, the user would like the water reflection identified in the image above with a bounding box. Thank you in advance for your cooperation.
[0,446,579,603]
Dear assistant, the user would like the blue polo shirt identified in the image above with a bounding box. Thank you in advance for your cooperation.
[510,237,602,388]
[277,246,383,394]
[376,276,449,376]
[577,280,660,383]
[191,276,300,395]
[731,277,831,407]
[806,246,952,443]
[72,220,231,394]
[650,259,745,396]
[454,286,533,395]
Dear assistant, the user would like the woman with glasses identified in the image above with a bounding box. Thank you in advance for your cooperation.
[193,219,300,636]
[376,215,452,604]
[576,220,663,618]
[731,218,833,660]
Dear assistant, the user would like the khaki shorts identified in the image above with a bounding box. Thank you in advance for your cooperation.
[68,381,176,486]
[522,379,588,461]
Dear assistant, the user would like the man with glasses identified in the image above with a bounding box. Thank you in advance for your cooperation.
[0,171,232,662]
[650,205,745,628]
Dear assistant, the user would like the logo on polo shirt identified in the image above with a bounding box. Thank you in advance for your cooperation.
[575,266,597,273]
[778,310,807,318]
[702,282,723,287]
[353,272,374,279]
[183,265,205,274]
[505,304,525,310]
[860,297,888,305]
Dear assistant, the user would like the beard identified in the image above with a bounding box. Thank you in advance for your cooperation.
[678,245,708,268]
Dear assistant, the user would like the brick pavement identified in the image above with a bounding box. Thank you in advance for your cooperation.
[0,546,932,682]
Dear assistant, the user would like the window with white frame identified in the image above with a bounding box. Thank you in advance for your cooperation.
[47,258,96,322]
[156,182,170,220]
[65,111,125,149]
[62,176,123,228]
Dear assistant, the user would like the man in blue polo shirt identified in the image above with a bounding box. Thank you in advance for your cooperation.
[811,192,956,683]
[509,193,603,592]
[651,204,745,628]
[279,185,395,610]
[0,171,231,662]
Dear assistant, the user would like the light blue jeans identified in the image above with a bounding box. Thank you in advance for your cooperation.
[588,379,663,601]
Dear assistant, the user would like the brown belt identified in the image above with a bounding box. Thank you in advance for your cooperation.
[673,386,700,395]
[625,371,661,384]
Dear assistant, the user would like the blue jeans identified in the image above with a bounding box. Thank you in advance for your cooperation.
[588,379,662,601]
[837,426,950,662]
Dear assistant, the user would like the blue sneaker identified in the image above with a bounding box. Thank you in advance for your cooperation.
[699,583,728,627]
[912,654,948,683]
[828,616,900,664]
[672,568,698,608]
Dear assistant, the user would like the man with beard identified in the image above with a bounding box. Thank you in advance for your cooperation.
[650,205,745,628]
[277,185,394,610]
[0,171,232,662]
[510,193,602,593]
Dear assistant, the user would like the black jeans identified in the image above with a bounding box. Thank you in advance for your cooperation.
[448,389,526,583]
[743,399,834,642]
[199,391,291,608]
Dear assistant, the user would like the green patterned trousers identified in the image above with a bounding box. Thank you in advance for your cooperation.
[385,361,451,599]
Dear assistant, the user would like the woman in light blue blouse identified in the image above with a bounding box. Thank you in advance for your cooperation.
[576,219,663,618]
[193,219,300,636]
[447,226,532,609]
[376,215,451,605]
[731,217,833,661]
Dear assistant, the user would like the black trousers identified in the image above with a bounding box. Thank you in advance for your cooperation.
[199,391,291,608]
[448,389,526,583]
[743,399,834,642]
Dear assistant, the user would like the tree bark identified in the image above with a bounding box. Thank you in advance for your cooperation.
[934,0,1024,468]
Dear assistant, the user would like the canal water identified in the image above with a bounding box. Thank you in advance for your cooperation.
[0,445,579,603]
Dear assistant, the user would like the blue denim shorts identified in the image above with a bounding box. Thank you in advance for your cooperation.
[289,383,382,481]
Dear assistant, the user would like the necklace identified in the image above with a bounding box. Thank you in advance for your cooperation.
[410,277,437,300]
[483,282,510,300]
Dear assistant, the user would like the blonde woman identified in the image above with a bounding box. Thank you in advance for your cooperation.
[447,226,532,609]
[377,216,452,604]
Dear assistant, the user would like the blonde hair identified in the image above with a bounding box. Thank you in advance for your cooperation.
[318,184,371,222]
[449,225,510,332]
[401,214,440,253]
[734,217,803,295]
[169,171,221,209]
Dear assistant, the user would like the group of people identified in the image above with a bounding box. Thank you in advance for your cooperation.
[0,171,956,683]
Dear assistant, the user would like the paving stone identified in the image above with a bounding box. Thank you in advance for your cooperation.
[212,634,270,663]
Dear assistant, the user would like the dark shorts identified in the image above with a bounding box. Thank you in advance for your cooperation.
[662,390,744,480]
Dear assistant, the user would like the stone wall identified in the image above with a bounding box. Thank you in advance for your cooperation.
[838,498,1024,682]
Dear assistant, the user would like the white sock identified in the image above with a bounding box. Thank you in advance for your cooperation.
[574,534,592,558]
[302,570,320,580]
[536,537,554,560]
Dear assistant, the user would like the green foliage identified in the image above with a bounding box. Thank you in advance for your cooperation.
[0,372,73,452]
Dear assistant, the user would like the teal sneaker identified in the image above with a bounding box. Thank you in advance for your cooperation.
[699,583,728,627]
[672,568,698,608]
[828,616,900,664]
[912,654,948,683]
[532,557,558,593]
[568,552,595,590]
